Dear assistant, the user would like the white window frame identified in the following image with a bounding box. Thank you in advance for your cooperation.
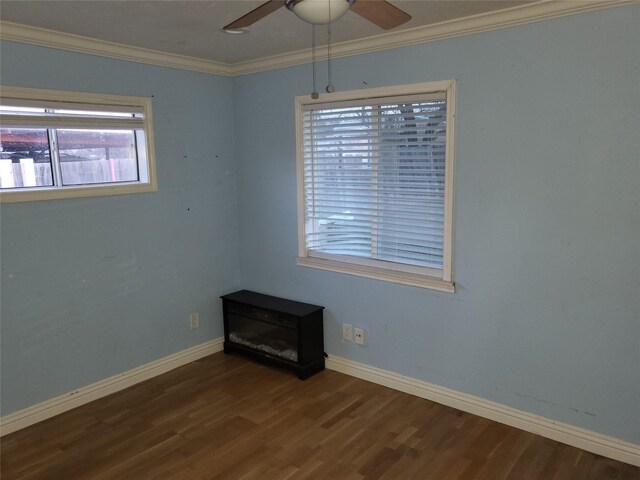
[0,86,157,203]
[295,81,456,293]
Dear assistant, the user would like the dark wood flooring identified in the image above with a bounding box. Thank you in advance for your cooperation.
[1,352,638,479]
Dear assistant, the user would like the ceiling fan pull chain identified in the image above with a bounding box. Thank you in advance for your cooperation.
[326,0,335,93]
[311,24,319,99]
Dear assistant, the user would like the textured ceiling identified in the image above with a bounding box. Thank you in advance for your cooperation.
[0,1,536,64]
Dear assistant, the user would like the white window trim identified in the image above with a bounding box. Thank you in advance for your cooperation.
[295,80,456,293]
[0,86,157,203]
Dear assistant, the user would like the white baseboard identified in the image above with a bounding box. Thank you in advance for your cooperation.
[0,338,224,437]
[326,355,640,467]
[2,340,637,466]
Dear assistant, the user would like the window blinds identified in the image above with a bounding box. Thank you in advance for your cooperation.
[302,94,448,272]
[0,98,145,130]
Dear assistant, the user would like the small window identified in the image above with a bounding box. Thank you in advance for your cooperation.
[295,81,456,292]
[0,87,156,202]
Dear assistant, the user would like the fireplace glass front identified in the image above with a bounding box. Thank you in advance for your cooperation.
[226,308,298,362]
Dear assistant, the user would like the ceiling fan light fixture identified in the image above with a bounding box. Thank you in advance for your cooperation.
[285,0,355,25]
[222,27,250,35]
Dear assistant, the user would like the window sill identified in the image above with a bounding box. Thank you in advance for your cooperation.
[0,182,157,203]
[296,256,455,293]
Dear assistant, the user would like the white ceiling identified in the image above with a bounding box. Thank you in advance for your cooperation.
[0,0,536,64]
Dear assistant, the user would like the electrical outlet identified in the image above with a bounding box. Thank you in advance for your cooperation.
[190,312,199,330]
[342,323,353,341]
[354,327,366,345]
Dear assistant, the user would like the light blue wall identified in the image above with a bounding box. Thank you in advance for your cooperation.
[233,5,640,443]
[0,42,240,414]
[1,5,638,444]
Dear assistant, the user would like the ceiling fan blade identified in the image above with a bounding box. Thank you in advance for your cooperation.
[223,0,286,30]
[351,0,411,30]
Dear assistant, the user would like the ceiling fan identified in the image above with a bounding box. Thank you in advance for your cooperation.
[223,0,412,31]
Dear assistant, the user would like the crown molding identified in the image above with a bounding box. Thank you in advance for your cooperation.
[231,0,632,75]
[0,21,234,77]
[0,1,633,78]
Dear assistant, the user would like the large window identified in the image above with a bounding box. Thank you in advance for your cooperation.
[296,81,456,292]
[0,87,156,202]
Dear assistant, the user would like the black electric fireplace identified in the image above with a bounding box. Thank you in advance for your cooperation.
[221,290,325,379]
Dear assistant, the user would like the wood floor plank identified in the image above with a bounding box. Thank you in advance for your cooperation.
[1,352,638,479]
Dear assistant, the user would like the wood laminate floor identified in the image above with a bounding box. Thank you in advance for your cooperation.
[1,352,638,479]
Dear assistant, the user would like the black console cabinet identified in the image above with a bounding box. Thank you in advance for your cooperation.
[221,290,325,379]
